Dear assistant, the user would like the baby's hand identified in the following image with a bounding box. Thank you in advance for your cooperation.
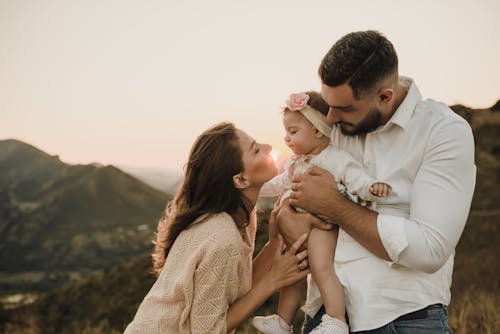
[370,182,392,197]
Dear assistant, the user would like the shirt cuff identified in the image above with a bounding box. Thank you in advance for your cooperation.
[377,214,409,263]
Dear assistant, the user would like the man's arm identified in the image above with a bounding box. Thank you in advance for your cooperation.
[287,170,391,261]
[288,119,476,273]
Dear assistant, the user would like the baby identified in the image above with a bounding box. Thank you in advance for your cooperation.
[252,92,391,334]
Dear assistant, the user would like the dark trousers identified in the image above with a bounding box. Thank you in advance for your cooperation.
[302,304,452,333]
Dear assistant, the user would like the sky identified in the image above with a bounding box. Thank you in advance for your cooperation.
[1,0,499,173]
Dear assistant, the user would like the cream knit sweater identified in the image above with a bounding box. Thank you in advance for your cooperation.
[124,212,255,334]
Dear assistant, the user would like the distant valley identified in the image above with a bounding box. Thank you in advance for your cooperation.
[0,140,173,293]
[117,165,182,194]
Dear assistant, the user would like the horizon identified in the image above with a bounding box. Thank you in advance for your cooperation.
[2,95,495,174]
[2,0,499,172]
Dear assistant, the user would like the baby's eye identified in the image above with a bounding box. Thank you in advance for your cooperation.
[254,148,260,154]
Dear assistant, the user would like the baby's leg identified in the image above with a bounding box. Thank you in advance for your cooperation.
[278,281,302,326]
[308,226,346,323]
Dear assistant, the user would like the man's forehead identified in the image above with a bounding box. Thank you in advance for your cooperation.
[321,83,356,107]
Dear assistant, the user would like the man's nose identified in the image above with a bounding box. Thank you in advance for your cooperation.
[327,107,341,123]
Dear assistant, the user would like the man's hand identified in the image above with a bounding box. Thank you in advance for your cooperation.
[287,166,391,261]
[289,165,340,216]
[276,200,332,249]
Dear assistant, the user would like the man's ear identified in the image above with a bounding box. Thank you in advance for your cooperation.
[233,172,250,189]
[378,88,394,106]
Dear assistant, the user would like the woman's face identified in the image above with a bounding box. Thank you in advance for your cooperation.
[236,129,278,188]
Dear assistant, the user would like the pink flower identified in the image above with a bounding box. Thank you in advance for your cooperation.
[286,92,310,111]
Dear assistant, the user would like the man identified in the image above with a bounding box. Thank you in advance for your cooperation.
[277,30,476,333]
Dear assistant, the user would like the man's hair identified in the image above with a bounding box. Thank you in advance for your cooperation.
[318,30,398,99]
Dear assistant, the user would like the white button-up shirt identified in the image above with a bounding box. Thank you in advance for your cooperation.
[304,78,476,331]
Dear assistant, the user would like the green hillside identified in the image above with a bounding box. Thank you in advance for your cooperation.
[0,140,170,291]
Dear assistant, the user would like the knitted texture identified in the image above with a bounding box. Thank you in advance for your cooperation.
[124,212,254,334]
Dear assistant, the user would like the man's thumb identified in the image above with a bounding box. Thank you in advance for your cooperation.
[307,165,324,176]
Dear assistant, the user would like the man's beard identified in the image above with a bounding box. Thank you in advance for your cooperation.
[339,107,382,136]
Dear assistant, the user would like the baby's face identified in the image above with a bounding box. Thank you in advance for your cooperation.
[282,111,321,155]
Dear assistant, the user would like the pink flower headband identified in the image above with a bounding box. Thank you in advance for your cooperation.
[285,92,332,138]
[286,92,310,111]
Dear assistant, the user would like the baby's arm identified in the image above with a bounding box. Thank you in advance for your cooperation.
[259,156,297,198]
[315,145,390,201]
[259,171,290,197]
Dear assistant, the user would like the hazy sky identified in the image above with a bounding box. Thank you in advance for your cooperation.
[1,0,499,172]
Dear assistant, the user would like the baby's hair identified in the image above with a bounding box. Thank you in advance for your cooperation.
[305,91,329,116]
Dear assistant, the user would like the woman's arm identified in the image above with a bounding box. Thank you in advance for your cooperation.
[227,234,309,332]
[251,207,282,285]
[252,241,279,286]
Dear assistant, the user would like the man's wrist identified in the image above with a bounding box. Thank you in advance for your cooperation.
[319,191,345,223]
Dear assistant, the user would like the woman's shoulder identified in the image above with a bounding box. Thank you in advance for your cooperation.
[186,212,242,249]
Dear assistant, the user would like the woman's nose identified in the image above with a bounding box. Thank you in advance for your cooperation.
[327,107,341,123]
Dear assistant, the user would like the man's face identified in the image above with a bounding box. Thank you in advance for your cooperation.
[321,83,382,136]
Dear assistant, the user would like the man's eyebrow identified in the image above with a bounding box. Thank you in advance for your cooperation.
[331,105,354,110]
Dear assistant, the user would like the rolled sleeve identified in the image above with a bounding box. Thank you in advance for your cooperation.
[378,117,476,273]
[377,214,408,263]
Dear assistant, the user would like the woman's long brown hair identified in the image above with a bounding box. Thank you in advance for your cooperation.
[151,122,251,276]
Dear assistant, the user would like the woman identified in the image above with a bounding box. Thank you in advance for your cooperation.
[124,122,309,333]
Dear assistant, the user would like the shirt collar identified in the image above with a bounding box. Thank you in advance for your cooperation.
[384,77,422,130]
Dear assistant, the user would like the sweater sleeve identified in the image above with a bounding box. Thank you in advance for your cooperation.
[190,242,242,334]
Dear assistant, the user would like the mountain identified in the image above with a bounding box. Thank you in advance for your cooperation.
[117,165,182,194]
[490,99,500,111]
[0,139,171,291]
[2,101,500,333]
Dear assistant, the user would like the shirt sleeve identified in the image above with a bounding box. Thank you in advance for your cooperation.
[316,145,378,201]
[190,242,242,333]
[377,118,476,273]
[259,158,294,197]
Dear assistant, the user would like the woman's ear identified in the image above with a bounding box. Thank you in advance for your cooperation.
[233,172,250,189]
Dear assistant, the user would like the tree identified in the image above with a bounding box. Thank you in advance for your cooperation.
[491,99,500,112]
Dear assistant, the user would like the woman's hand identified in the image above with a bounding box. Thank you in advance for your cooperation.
[267,233,310,292]
[267,196,283,248]
[277,200,332,249]
[227,233,309,331]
